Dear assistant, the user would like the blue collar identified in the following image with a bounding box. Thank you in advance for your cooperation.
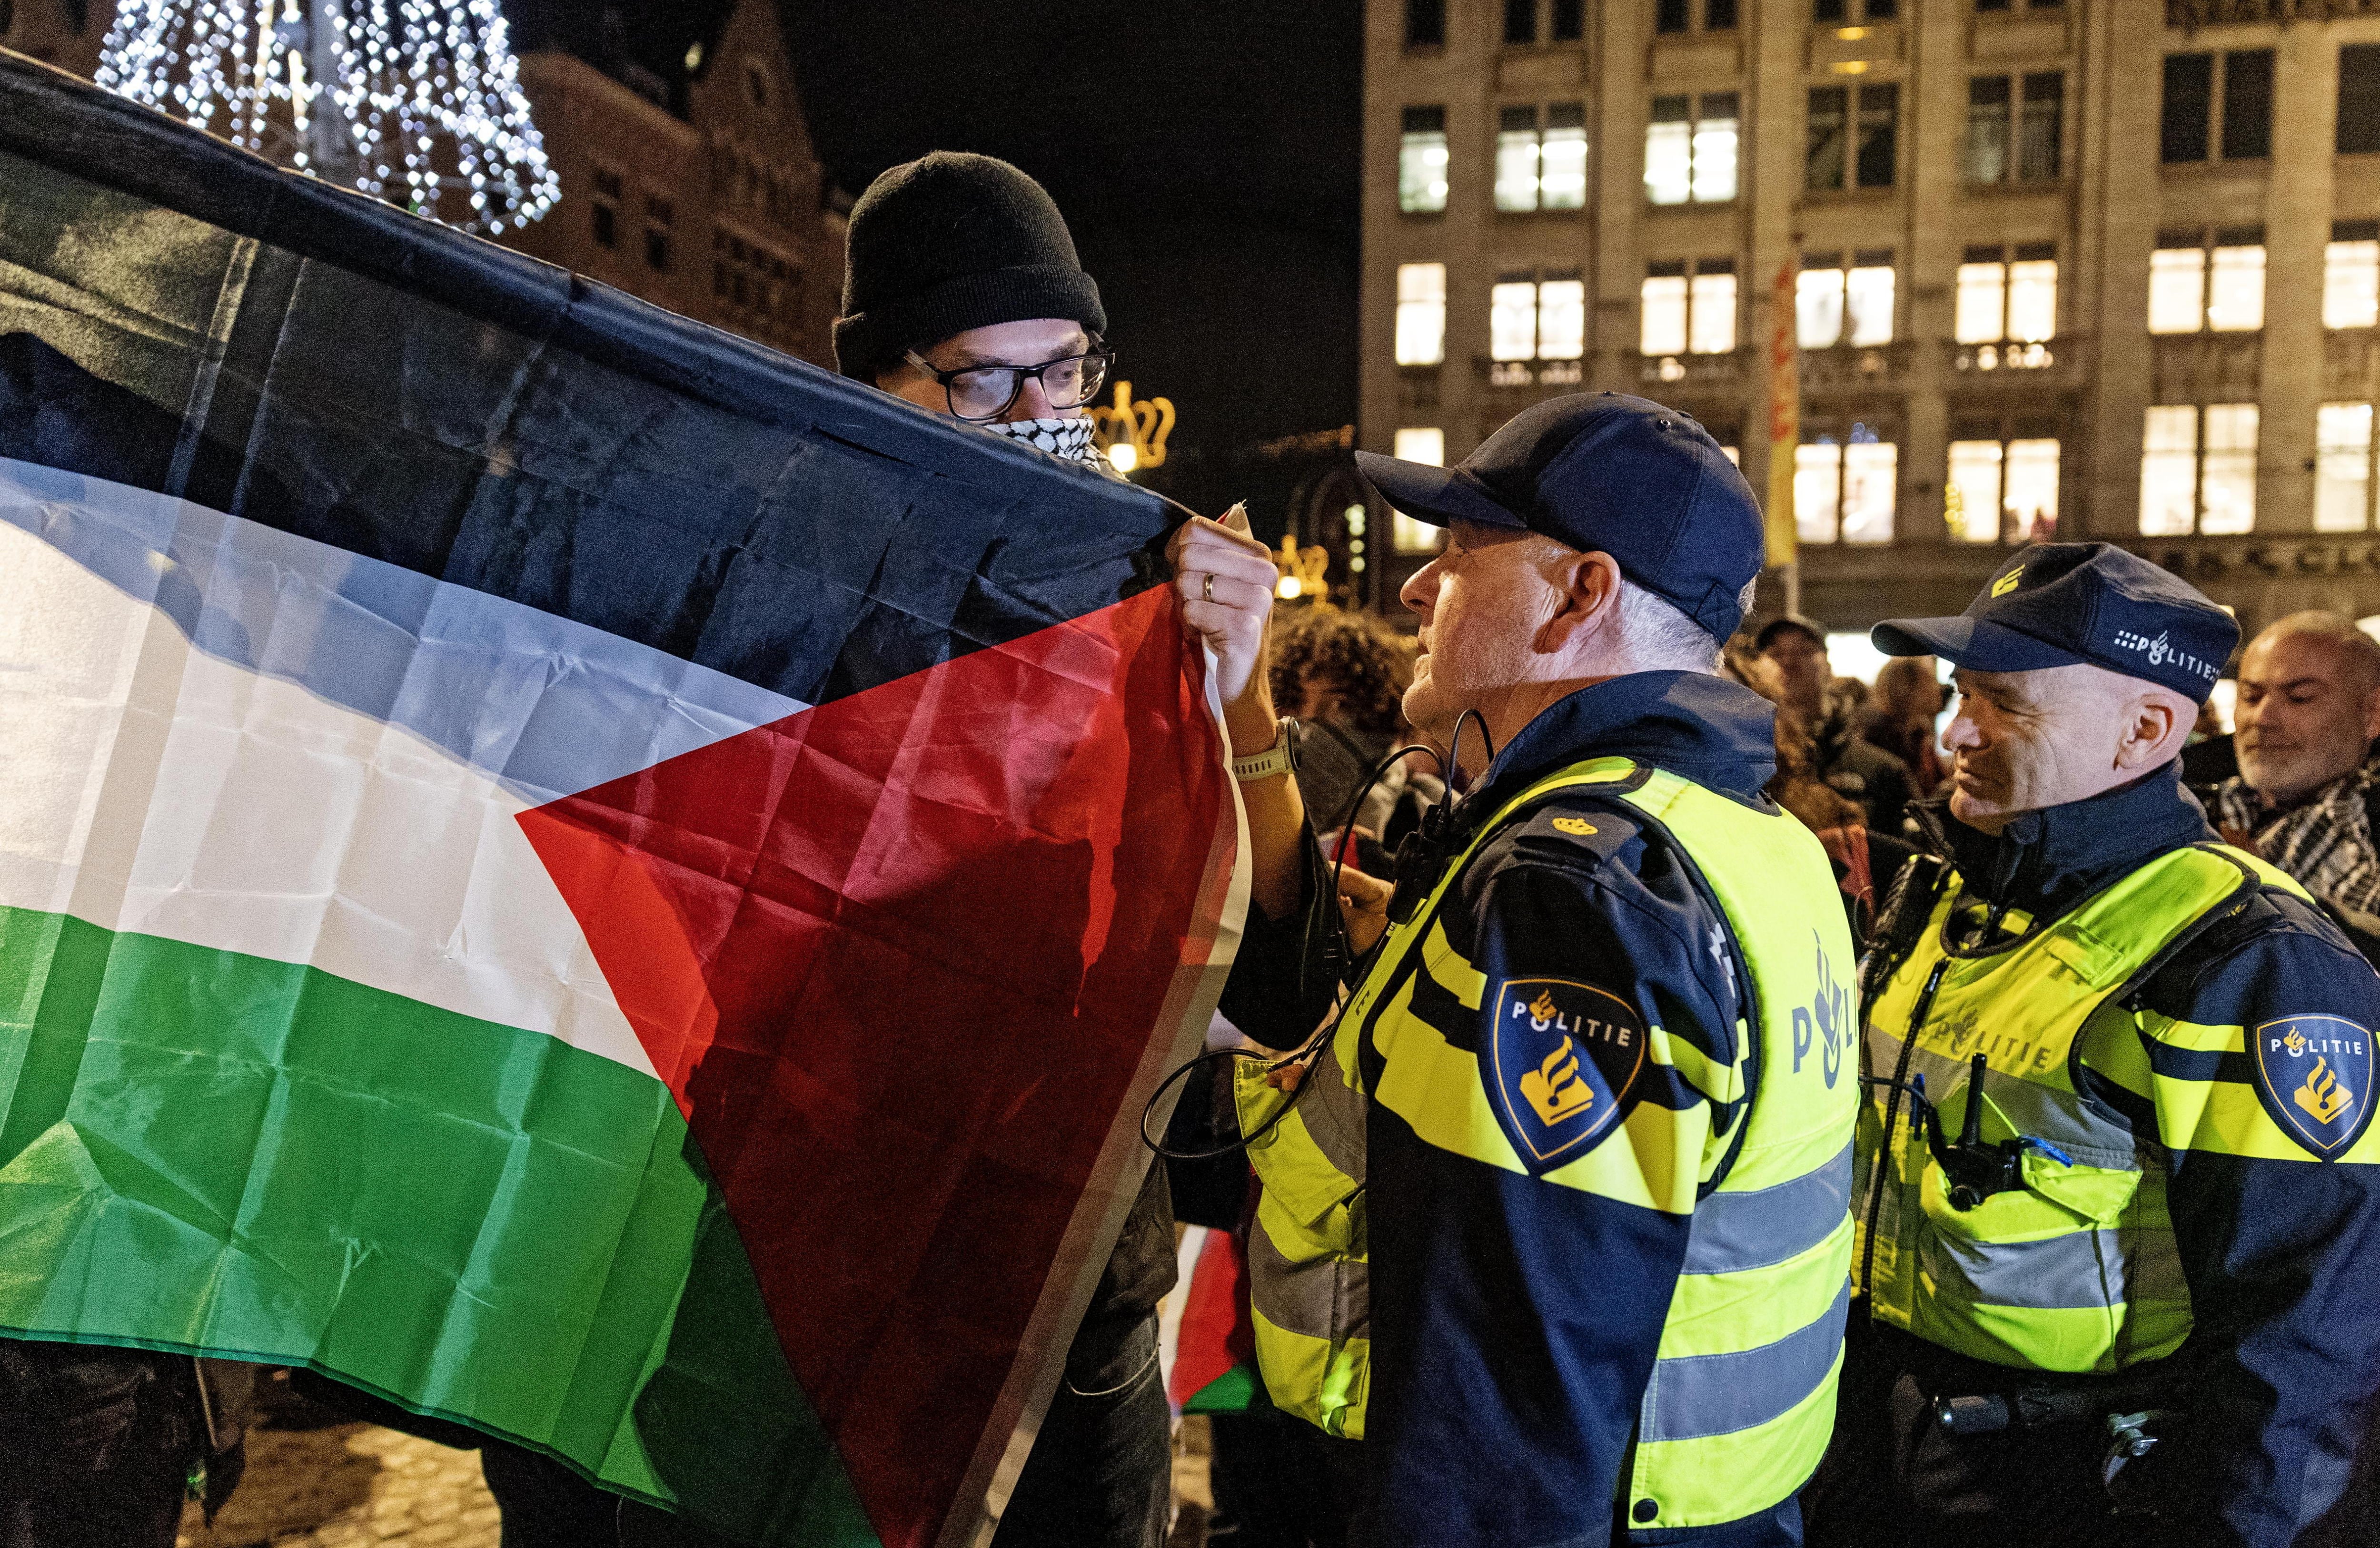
[1460,671,1779,821]
[1915,761,2217,915]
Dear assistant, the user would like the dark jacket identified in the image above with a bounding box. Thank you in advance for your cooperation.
[1891,771,2380,1548]
[1816,701,1913,837]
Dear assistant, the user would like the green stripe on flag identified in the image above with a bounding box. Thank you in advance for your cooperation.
[0,906,875,1547]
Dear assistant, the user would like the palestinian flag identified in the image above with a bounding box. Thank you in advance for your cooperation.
[0,52,1240,1548]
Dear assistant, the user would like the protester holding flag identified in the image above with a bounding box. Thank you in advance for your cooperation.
[1178,395,1860,1545]
[831,149,1176,1548]
[0,58,1240,1548]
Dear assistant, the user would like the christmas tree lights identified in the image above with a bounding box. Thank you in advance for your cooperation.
[97,0,558,236]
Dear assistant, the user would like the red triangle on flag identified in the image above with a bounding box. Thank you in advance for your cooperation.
[520,586,1232,1547]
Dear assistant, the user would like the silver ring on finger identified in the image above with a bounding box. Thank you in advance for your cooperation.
[1202,572,1215,603]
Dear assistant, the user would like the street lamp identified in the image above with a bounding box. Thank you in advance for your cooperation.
[1092,380,1175,476]
[1272,533,1330,604]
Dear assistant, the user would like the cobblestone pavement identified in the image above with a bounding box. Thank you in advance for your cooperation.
[173,1409,1215,1547]
[177,1425,499,1548]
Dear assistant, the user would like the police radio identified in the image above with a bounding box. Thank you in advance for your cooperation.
[1866,1050,2075,1212]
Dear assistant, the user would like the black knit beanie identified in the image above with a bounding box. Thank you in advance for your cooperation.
[833,152,1106,383]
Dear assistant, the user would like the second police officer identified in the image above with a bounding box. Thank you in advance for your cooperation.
[1806,545,2380,1548]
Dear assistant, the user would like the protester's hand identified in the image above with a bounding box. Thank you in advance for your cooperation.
[1338,866,1393,956]
[1168,503,1279,729]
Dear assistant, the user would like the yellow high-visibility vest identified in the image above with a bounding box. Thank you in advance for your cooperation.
[1240,755,1859,1530]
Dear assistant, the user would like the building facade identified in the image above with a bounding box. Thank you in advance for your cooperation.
[1361,0,2380,639]
[1,0,847,370]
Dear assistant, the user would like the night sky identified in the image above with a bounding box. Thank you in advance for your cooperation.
[781,0,1363,522]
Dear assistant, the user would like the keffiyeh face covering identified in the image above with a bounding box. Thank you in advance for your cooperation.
[978,414,1108,471]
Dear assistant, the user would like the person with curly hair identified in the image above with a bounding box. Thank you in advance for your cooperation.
[1269,609,1441,859]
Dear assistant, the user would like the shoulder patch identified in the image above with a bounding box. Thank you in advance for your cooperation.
[1505,801,1640,862]
[1483,977,1647,1173]
[2250,1015,2377,1159]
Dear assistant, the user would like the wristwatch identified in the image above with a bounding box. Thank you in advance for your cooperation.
[1230,718,1300,783]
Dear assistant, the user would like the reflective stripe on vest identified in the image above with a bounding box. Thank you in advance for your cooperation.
[1304,756,1860,1531]
[1238,1039,1370,1438]
[1606,764,1859,1530]
[1855,843,2305,1373]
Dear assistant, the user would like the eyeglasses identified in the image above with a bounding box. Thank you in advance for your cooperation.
[903,347,1114,423]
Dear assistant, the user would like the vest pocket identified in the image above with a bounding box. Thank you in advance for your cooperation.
[1912,1149,2141,1368]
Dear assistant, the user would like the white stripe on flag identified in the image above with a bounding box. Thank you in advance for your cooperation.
[0,463,808,1077]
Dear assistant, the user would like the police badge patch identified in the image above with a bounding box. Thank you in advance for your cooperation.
[1485,978,1647,1172]
[2251,1015,2376,1159]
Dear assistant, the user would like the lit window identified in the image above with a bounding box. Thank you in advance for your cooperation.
[1496,106,1543,212]
[1537,277,1587,360]
[1955,259,2007,344]
[1646,98,1693,206]
[2140,404,2257,535]
[1846,258,1895,346]
[2208,244,2265,332]
[2006,439,2060,540]
[1491,277,1539,361]
[2139,405,2200,536]
[1794,432,1896,544]
[2317,403,2373,532]
[1800,257,1891,347]
[2148,246,2207,335]
[2202,404,2257,532]
[1959,248,2058,343]
[1647,93,1737,205]
[1494,102,1589,213]
[1694,93,1740,202]
[1641,264,1689,355]
[1392,428,1448,553]
[1949,437,2059,543]
[1541,104,1588,209]
[1946,440,2003,543]
[1797,262,1846,348]
[1844,442,1897,544]
[2324,223,2380,330]
[1398,107,1450,214]
[1794,444,1842,544]
[2008,256,2057,341]
[1690,262,1737,354]
[1395,263,1447,366]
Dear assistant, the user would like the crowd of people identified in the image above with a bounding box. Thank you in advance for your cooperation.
[14,148,2380,1548]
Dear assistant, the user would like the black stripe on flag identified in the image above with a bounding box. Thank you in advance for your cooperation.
[0,53,1175,709]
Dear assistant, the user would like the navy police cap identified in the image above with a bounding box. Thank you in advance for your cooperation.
[1872,542,2237,703]
[1353,392,1764,641]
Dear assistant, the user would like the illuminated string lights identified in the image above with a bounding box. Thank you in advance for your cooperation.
[97,0,558,236]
